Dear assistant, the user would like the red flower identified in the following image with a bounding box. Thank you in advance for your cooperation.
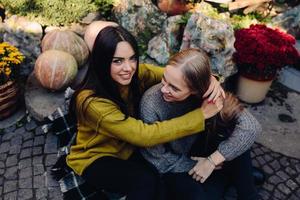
[233,24,300,80]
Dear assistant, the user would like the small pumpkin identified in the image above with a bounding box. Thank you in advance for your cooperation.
[41,30,89,67]
[84,20,118,51]
[34,50,78,91]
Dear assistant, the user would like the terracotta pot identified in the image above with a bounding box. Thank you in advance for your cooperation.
[0,80,20,120]
[157,0,191,16]
[237,75,273,103]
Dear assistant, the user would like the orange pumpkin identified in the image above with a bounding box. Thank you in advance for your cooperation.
[84,20,118,51]
[41,30,89,67]
[34,50,78,91]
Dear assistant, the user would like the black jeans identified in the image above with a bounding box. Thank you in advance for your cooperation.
[162,151,258,200]
[82,151,162,200]
[163,170,227,200]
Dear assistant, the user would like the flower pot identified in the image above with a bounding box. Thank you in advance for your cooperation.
[0,80,20,120]
[237,75,273,103]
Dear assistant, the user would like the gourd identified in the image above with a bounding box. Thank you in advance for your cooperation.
[34,50,78,91]
[41,30,89,67]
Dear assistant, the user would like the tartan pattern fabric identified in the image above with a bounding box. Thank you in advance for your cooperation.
[44,87,107,200]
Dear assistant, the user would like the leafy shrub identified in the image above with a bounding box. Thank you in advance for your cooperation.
[1,0,114,26]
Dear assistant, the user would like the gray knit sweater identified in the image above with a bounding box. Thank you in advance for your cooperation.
[140,83,262,174]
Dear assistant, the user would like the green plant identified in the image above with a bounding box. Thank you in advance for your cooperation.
[176,12,192,25]
[137,27,153,56]
[231,13,272,30]
[94,0,115,20]
[1,0,114,26]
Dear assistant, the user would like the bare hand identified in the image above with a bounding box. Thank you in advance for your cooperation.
[203,75,225,102]
[188,157,215,183]
[201,97,224,119]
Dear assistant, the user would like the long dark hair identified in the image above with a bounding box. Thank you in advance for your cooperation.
[70,26,141,119]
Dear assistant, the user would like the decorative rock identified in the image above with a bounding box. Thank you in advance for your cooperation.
[25,73,65,121]
[0,107,26,129]
[180,12,236,78]
[80,12,101,25]
[44,26,60,34]
[272,5,300,39]
[113,0,167,45]
[3,15,43,76]
[147,15,182,64]
[0,21,4,42]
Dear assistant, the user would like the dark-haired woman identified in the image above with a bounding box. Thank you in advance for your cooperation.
[140,49,261,200]
[66,25,225,200]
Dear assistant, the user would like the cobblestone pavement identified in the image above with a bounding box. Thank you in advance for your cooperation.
[0,117,299,199]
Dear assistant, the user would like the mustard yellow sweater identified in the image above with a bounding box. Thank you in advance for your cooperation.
[66,64,205,175]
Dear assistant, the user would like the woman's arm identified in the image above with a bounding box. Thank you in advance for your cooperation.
[82,97,205,147]
[217,109,262,161]
[189,109,262,183]
[138,63,164,90]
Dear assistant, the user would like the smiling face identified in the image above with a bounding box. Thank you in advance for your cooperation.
[161,65,194,102]
[110,41,137,86]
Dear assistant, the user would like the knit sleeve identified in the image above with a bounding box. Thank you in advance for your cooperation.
[139,87,197,173]
[217,109,262,161]
[140,146,197,173]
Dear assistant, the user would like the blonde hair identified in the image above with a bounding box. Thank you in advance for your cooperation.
[168,49,243,122]
[167,48,211,98]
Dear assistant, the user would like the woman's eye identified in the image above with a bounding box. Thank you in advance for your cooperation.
[112,59,122,64]
[130,57,137,62]
[171,86,179,92]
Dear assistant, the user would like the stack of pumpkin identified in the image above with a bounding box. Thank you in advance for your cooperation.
[35,30,89,91]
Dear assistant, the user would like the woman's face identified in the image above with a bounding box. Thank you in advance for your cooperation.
[110,41,137,86]
[161,65,194,102]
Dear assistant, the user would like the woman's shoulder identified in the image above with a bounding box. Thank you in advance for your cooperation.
[76,89,117,106]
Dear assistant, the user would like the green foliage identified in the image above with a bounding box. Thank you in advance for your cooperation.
[231,13,272,30]
[137,27,153,56]
[176,12,192,25]
[1,0,114,26]
[94,0,114,20]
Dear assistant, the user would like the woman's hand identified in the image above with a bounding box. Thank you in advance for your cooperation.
[188,156,215,183]
[201,97,223,119]
[203,75,225,102]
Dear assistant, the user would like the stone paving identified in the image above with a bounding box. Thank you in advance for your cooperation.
[0,115,299,200]
[0,118,62,200]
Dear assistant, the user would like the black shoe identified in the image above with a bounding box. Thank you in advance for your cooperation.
[252,167,265,186]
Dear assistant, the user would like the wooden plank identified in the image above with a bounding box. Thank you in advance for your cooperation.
[243,3,262,14]
[205,0,232,3]
[228,0,271,10]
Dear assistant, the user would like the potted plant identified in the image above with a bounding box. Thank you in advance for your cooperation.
[0,42,24,120]
[233,24,299,103]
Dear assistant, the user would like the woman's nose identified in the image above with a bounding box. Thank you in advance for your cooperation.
[123,61,132,72]
[161,85,169,94]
